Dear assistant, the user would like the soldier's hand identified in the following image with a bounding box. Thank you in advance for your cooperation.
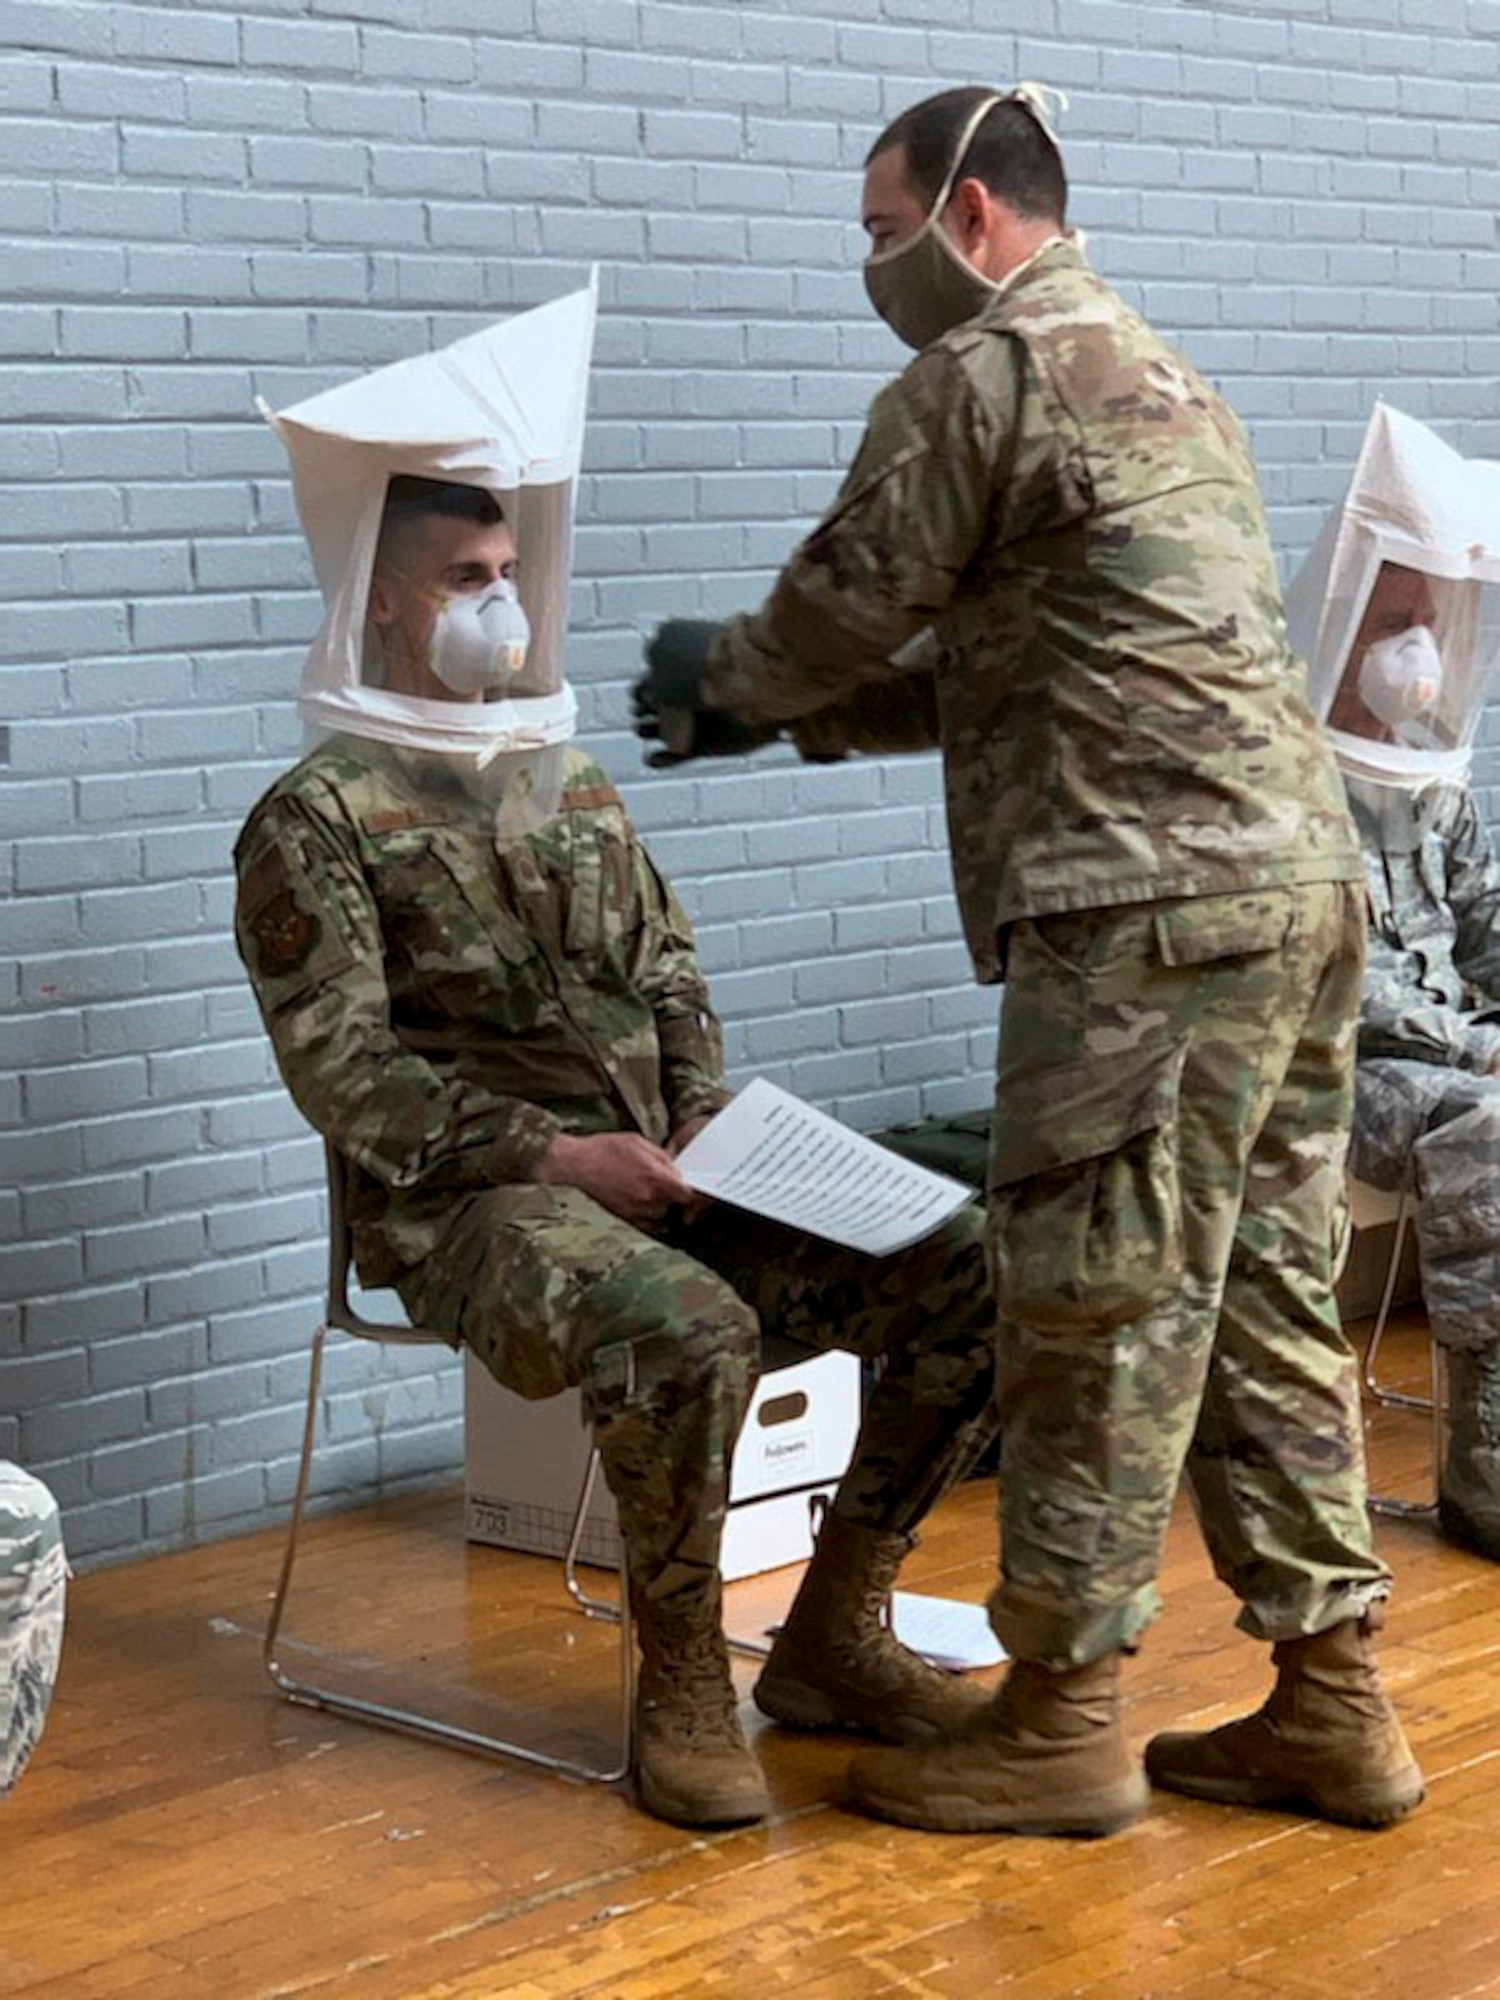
[631,687,701,768]
[536,1131,693,1229]
[641,619,723,708]
[633,621,781,768]
[667,1114,716,1221]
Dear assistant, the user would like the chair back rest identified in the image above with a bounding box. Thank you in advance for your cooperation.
[323,1141,449,1347]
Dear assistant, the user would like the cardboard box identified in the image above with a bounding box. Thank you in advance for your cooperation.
[464,1345,861,1582]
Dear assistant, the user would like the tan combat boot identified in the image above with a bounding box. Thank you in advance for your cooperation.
[634,1580,770,1829]
[754,1513,992,1743]
[846,1652,1149,1836]
[1144,1608,1423,1827]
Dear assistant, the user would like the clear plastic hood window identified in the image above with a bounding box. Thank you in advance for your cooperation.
[1323,561,1494,756]
[1286,401,1500,791]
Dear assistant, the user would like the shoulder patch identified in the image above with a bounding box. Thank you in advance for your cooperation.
[251,889,322,978]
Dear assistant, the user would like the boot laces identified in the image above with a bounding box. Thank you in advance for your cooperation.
[835,1538,962,1692]
[640,1622,743,1750]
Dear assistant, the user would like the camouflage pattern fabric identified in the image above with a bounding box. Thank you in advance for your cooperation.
[987,881,1388,1668]
[1348,780,1500,1354]
[702,237,1361,982]
[1444,1348,1500,1541]
[399,1193,996,1604]
[1,1464,66,1798]
[1353,1060,1500,1353]
[235,737,998,1605]
[235,737,731,1288]
[1354,779,1500,1074]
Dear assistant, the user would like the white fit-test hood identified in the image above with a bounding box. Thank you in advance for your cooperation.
[261,275,598,757]
[1285,401,1500,791]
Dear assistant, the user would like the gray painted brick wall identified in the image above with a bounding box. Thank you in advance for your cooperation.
[3,0,1498,1567]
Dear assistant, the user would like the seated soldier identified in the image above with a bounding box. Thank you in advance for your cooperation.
[233,460,999,1829]
[1290,412,1500,1558]
[1341,642,1500,1559]
[1,1463,66,1799]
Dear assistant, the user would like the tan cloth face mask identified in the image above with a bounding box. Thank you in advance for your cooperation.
[862,86,1067,351]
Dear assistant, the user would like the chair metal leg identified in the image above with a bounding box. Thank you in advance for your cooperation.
[1369,1338,1444,1520]
[563,1447,624,1623]
[562,1447,781,1662]
[1362,1193,1430,1412]
[1357,1184,1447,1519]
[264,1325,634,1785]
[263,1319,327,1688]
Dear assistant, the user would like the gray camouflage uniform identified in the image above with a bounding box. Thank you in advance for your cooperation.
[1,1464,65,1798]
[234,736,997,1606]
[1349,778,1500,1306]
[699,236,1390,1664]
[1346,778,1500,1533]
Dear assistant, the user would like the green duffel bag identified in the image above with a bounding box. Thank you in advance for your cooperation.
[876,1111,990,1190]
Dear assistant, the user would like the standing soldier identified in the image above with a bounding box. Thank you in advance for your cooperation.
[634,85,1423,1835]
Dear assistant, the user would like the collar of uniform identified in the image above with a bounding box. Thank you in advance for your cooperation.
[990,229,1088,301]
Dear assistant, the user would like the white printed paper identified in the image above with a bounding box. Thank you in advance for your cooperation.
[889,1591,1006,1673]
[675,1076,975,1256]
[755,1594,1005,1673]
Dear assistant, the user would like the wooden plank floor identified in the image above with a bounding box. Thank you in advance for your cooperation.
[4,1310,1499,2000]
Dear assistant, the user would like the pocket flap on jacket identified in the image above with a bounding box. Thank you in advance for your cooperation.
[1154,889,1294,968]
[990,1038,1187,1189]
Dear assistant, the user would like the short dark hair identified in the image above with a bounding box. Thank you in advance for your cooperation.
[375,475,505,568]
[868,87,1067,225]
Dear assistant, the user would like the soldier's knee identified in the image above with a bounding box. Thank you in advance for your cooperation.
[1443,1090,1500,1159]
[579,1262,759,1427]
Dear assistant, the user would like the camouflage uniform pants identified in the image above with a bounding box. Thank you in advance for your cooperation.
[988,880,1389,1668]
[1351,1058,1500,1354]
[1,1464,66,1798]
[398,1190,996,1605]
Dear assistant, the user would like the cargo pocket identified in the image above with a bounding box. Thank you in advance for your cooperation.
[1153,888,1295,967]
[989,1038,1188,1333]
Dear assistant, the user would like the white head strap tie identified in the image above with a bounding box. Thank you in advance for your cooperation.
[1009,81,1070,136]
[931,85,1071,215]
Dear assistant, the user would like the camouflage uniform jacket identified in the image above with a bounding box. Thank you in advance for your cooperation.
[234,737,729,1285]
[1353,779,1500,1072]
[705,237,1360,981]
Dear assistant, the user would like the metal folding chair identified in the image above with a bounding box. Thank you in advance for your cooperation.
[1350,1174,1444,1520]
[263,1144,634,1784]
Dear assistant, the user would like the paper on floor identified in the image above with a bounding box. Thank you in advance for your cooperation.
[890,1591,1007,1672]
